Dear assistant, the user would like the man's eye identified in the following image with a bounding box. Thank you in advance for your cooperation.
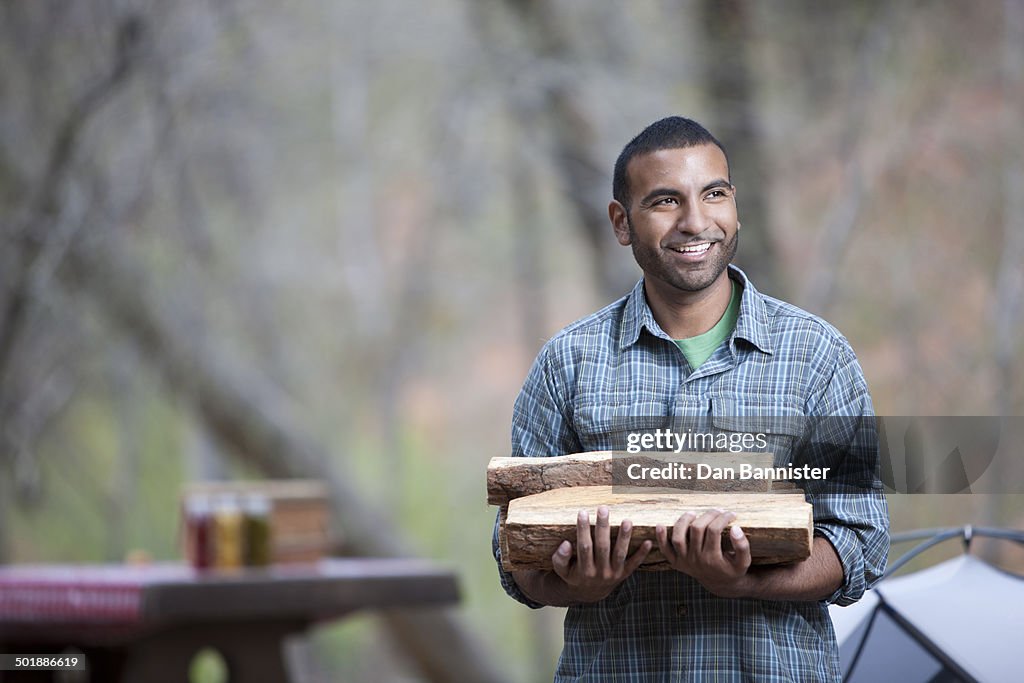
[656,197,677,205]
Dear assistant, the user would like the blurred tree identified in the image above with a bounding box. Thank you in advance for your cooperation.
[62,243,508,681]
[994,0,1024,417]
[0,4,508,680]
[697,0,779,296]
[475,0,637,300]
[981,0,1024,559]
[797,1,912,315]
[2,1,1023,681]
[0,8,143,560]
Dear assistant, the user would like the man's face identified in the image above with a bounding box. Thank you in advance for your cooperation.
[610,144,739,294]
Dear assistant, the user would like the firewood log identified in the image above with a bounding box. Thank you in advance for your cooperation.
[487,451,783,505]
[501,485,812,571]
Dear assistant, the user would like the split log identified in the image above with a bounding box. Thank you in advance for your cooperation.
[497,505,510,571]
[487,451,782,505]
[501,486,812,571]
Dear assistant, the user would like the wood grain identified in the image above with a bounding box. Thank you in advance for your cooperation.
[487,451,784,505]
[501,486,812,571]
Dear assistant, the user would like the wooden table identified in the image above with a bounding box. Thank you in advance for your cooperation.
[0,558,459,682]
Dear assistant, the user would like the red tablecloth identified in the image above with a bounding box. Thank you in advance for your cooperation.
[0,564,178,623]
[0,559,458,627]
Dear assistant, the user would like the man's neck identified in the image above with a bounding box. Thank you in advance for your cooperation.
[643,271,733,339]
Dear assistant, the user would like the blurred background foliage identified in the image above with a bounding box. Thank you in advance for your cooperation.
[1,0,1023,681]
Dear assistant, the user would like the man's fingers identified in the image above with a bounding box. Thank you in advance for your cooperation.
[623,539,653,575]
[576,510,594,574]
[613,519,634,568]
[673,511,696,557]
[704,511,736,561]
[656,524,676,565]
[687,510,718,556]
[594,505,612,570]
[727,525,752,572]
[551,540,573,581]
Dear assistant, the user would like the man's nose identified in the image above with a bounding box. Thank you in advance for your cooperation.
[675,200,707,235]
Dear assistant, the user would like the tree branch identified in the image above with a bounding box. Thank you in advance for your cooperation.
[0,16,144,390]
[57,240,509,683]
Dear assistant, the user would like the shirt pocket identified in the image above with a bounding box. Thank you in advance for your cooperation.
[573,400,670,452]
[708,394,806,466]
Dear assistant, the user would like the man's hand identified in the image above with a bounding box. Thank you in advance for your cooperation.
[656,509,752,598]
[549,505,652,604]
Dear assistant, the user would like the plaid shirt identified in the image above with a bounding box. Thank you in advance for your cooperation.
[494,266,889,682]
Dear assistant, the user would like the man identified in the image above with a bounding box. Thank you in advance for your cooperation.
[493,116,889,681]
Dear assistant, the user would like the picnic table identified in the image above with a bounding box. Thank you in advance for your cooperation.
[0,558,459,682]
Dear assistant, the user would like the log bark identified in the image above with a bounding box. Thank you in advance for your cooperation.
[487,451,781,505]
[501,486,812,571]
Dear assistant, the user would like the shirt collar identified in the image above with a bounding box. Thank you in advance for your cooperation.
[619,264,774,355]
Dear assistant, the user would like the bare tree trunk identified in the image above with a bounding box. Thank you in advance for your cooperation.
[329,4,385,339]
[1,12,506,678]
[543,90,639,299]
[994,0,1024,417]
[979,0,1024,560]
[697,0,780,297]
[486,0,779,299]
[107,347,141,562]
[478,1,638,299]
[0,17,143,392]
[57,242,508,683]
[511,138,549,352]
[506,117,566,681]
[797,2,908,314]
[0,477,10,564]
[183,415,228,481]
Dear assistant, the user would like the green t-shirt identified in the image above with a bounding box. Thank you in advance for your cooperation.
[674,280,741,370]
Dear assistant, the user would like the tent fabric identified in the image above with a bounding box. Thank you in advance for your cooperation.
[843,608,961,683]
[830,588,876,644]
[830,555,1024,683]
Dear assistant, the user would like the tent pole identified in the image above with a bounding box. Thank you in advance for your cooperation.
[877,602,979,683]
[842,601,880,682]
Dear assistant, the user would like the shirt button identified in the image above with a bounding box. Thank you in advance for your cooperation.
[676,603,688,617]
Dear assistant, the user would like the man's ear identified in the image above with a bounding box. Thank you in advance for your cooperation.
[732,184,740,232]
[609,201,631,246]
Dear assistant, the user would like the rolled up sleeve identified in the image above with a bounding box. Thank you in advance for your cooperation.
[807,345,890,606]
[493,513,545,609]
[494,344,579,607]
[814,490,889,605]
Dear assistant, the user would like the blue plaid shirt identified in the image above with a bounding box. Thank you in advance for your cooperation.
[494,266,889,682]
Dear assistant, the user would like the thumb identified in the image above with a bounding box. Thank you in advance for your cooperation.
[728,525,752,571]
[551,540,573,580]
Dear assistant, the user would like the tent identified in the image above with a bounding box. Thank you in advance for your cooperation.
[829,527,1024,683]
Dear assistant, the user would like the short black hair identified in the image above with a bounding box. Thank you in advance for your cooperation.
[612,116,729,209]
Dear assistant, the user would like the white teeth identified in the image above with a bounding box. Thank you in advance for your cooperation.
[674,243,711,254]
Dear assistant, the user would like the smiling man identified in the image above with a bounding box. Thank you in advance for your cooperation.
[493,117,889,682]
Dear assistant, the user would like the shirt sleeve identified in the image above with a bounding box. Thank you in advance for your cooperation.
[804,343,890,607]
[494,343,581,608]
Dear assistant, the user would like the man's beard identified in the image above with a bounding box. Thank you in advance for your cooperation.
[628,221,739,293]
